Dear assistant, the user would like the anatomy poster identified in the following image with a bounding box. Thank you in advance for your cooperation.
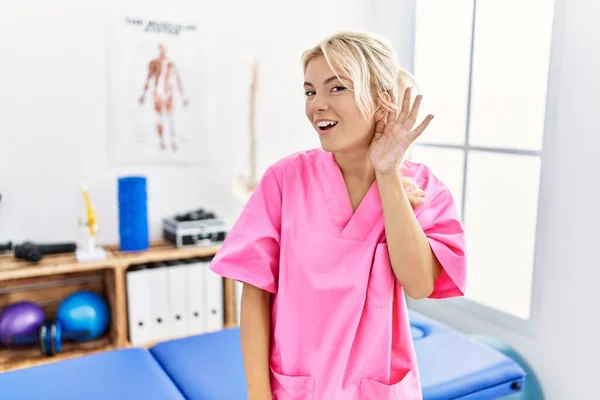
[106,13,214,165]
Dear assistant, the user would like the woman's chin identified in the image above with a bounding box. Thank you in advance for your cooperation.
[317,136,336,152]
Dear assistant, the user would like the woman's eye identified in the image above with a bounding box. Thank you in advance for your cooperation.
[305,90,315,97]
[332,86,347,92]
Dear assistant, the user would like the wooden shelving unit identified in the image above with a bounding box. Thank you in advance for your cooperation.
[0,240,236,373]
[0,337,115,372]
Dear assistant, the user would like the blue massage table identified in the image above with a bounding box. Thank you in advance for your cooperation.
[409,311,525,399]
[0,310,525,399]
[0,348,185,400]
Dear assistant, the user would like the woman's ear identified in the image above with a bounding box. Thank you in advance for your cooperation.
[382,90,392,104]
[374,91,393,121]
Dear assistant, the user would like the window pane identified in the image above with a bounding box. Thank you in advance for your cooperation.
[468,0,555,151]
[414,0,474,145]
[463,151,541,319]
[407,146,465,220]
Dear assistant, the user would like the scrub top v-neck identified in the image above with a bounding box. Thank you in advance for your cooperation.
[316,150,383,241]
[210,148,467,400]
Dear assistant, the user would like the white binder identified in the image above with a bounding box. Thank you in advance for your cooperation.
[202,256,223,332]
[126,264,152,346]
[185,257,206,336]
[165,259,188,339]
[147,262,172,342]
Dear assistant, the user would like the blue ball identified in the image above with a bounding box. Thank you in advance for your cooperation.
[56,291,110,341]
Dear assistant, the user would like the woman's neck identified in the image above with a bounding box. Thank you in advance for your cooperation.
[333,147,375,185]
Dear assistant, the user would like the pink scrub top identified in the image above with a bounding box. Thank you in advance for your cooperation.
[210,148,466,400]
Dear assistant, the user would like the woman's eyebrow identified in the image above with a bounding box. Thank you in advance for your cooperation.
[304,76,342,87]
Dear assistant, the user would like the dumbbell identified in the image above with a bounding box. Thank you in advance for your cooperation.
[9,318,91,356]
[37,319,78,357]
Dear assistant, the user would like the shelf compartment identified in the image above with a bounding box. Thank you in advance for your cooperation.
[0,268,118,372]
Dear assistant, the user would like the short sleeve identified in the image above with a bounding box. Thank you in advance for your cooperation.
[416,188,467,299]
[209,166,282,294]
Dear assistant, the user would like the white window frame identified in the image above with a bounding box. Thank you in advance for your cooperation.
[407,0,565,337]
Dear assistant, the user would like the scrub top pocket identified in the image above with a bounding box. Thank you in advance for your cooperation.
[359,369,419,400]
[270,365,315,400]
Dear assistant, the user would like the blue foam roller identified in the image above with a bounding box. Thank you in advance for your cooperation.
[118,176,149,252]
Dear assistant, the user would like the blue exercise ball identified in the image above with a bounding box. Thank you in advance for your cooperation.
[56,291,110,341]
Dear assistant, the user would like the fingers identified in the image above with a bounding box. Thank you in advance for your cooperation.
[373,118,386,141]
[404,94,423,130]
[381,87,428,139]
[386,90,398,125]
[397,87,412,124]
[408,114,434,142]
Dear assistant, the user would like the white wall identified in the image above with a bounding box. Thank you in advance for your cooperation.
[402,0,600,399]
[0,0,372,244]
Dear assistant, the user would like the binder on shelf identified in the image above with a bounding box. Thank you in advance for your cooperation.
[202,256,223,332]
[165,259,188,339]
[126,264,153,346]
[185,257,206,336]
[146,262,172,342]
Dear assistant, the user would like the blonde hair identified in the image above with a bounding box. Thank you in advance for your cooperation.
[301,31,425,206]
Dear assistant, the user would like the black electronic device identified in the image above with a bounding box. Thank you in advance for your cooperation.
[0,241,12,252]
[14,241,77,263]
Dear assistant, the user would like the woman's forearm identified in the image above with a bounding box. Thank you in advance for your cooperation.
[376,169,442,299]
[240,283,273,400]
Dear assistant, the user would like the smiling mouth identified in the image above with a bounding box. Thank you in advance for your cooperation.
[316,121,338,132]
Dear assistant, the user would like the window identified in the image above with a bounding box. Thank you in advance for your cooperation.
[409,0,555,321]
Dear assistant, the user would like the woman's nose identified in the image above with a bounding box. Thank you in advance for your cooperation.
[310,93,329,112]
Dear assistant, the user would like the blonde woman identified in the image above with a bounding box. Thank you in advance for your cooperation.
[210,31,466,400]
